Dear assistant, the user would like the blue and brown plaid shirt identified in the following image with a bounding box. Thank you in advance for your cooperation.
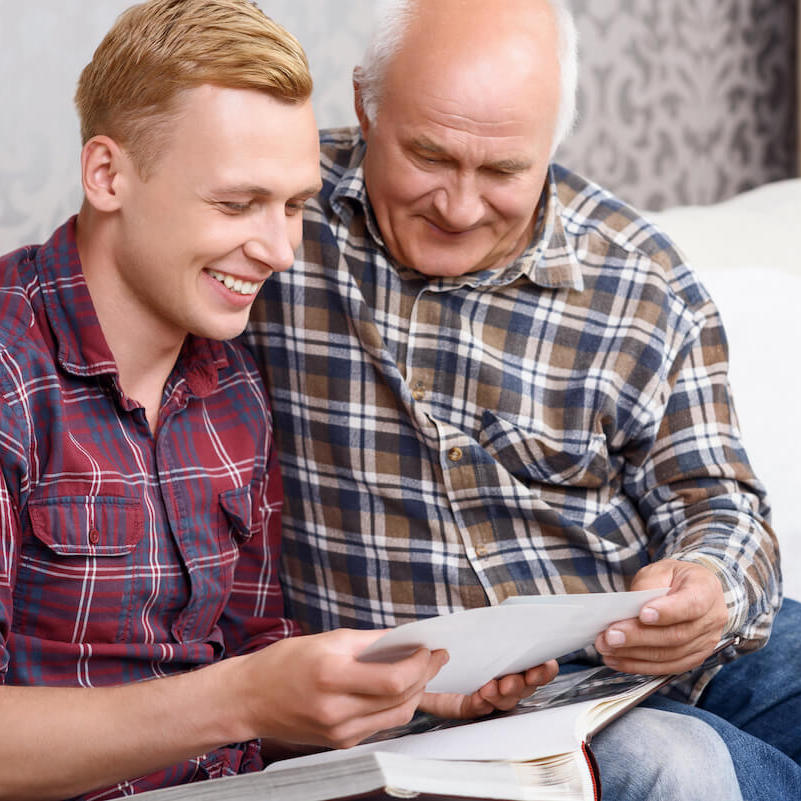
[245,127,781,702]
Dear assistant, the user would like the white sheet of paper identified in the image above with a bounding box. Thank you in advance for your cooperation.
[358,588,668,694]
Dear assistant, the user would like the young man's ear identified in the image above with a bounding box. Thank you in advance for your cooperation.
[352,66,371,139]
[80,135,127,213]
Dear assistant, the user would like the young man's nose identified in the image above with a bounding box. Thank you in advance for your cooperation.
[242,215,296,274]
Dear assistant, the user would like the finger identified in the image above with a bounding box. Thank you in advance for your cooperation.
[312,660,441,737]
[495,673,527,698]
[344,646,445,699]
[631,560,726,629]
[629,560,678,593]
[636,590,716,628]
[523,660,559,687]
[601,642,715,676]
[419,691,493,720]
[596,616,707,654]
[598,624,722,673]
[321,692,424,749]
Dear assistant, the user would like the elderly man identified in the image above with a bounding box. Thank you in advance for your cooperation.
[246,0,801,797]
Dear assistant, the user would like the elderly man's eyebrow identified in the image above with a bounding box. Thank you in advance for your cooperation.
[408,136,532,173]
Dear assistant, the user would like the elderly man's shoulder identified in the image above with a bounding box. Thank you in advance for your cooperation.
[318,126,363,169]
[552,162,705,307]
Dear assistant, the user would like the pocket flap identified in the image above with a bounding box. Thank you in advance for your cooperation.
[28,495,144,556]
[219,485,253,540]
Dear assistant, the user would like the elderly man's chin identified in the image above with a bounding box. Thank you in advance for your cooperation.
[390,214,534,278]
[401,237,521,278]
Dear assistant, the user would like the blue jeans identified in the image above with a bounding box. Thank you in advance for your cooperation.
[591,598,801,800]
[592,706,742,800]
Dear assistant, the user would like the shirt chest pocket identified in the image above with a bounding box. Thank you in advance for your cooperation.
[18,495,145,643]
[479,410,611,489]
[208,485,254,608]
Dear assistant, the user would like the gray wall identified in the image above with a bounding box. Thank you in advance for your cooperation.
[0,1,374,252]
[0,0,796,253]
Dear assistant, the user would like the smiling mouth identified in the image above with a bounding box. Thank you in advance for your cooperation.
[424,218,476,236]
[206,268,261,296]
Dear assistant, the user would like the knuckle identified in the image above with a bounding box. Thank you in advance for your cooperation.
[314,698,343,729]
[398,697,420,724]
[384,667,417,697]
[326,724,359,750]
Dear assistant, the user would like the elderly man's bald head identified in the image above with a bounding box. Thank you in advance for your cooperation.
[354,0,578,156]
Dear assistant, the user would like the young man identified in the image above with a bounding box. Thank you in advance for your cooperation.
[0,2,482,798]
[246,0,801,798]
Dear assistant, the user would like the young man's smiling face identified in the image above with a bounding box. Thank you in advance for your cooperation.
[105,84,321,347]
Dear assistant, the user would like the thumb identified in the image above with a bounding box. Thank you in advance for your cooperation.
[630,560,679,625]
[427,648,450,679]
[630,560,678,591]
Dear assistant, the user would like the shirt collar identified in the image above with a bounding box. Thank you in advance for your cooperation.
[329,138,584,292]
[34,217,227,398]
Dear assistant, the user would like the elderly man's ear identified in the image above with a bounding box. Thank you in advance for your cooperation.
[81,136,127,213]
[352,66,371,138]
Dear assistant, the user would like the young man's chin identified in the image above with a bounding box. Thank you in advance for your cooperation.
[193,311,253,343]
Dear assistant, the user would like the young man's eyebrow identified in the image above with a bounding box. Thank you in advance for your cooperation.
[211,183,322,198]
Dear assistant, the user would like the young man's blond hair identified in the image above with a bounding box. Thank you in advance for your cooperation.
[75,0,312,176]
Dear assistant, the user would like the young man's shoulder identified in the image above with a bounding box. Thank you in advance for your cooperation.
[0,244,39,347]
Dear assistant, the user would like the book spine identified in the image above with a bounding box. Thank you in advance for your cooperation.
[582,742,602,801]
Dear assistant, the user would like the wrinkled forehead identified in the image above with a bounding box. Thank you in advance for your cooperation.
[381,3,561,130]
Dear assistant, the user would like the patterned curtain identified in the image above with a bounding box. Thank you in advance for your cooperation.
[557,0,798,209]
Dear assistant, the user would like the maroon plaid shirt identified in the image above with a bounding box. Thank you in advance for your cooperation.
[0,218,297,798]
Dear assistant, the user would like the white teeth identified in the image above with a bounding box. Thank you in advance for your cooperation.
[207,269,259,296]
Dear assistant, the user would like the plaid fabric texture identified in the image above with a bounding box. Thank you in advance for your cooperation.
[246,128,781,703]
[0,219,296,798]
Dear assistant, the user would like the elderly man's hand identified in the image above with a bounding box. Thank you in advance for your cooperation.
[418,659,559,719]
[594,559,729,675]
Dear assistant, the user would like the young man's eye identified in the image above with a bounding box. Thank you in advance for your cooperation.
[285,200,306,216]
[220,201,252,213]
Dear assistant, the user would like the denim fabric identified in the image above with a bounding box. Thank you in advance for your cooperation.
[697,597,801,763]
[592,599,801,800]
[593,707,742,801]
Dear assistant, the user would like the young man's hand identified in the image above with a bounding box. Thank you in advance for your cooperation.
[233,629,448,749]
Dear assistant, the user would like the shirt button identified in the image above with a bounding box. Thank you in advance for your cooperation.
[474,544,488,557]
[88,528,100,545]
[447,447,463,462]
[412,381,425,401]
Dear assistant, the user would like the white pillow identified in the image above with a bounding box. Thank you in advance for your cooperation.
[646,179,800,276]
[646,179,801,600]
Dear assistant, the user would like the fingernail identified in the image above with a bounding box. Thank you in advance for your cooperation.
[640,607,659,624]
[606,629,626,647]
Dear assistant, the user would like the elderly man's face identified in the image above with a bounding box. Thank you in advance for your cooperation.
[357,2,560,278]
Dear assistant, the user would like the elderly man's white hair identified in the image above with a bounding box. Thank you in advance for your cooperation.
[354,0,579,156]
